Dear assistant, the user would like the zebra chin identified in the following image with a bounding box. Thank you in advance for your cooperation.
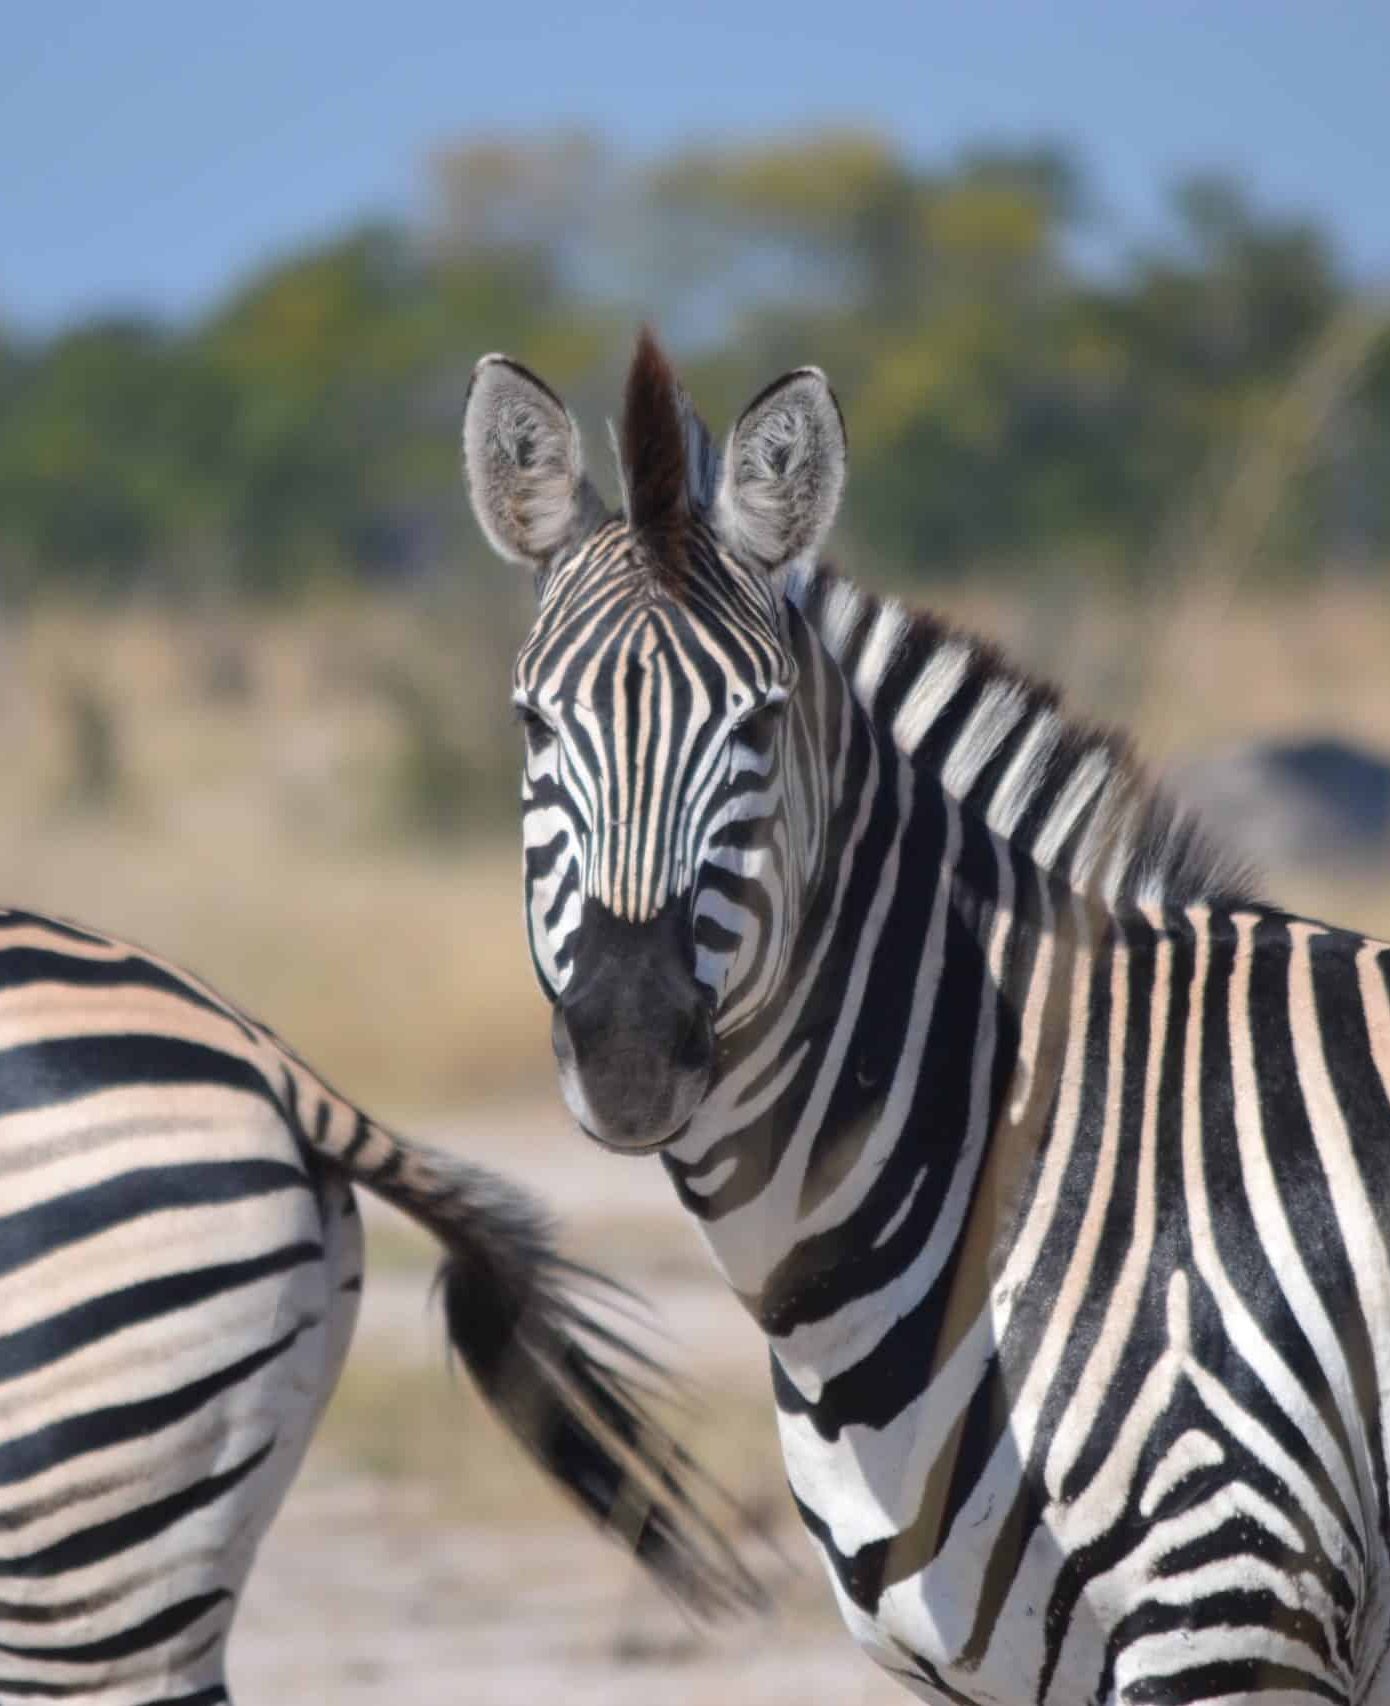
[555,1051,710,1152]
[550,897,716,1152]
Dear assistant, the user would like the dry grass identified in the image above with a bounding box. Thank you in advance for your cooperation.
[0,820,551,1108]
[322,1345,782,1528]
[2,573,1390,1115]
[935,572,1390,766]
[1271,869,1390,944]
[6,577,1386,1703]
[0,591,558,1108]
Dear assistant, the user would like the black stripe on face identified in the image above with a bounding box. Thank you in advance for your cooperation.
[517,522,796,1013]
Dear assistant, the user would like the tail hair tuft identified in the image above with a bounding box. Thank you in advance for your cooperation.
[391,1149,765,1619]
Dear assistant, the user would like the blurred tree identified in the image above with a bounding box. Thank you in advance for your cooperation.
[0,133,1383,599]
[0,319,235,594]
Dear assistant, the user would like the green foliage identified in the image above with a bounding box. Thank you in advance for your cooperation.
[1,136,1385,598]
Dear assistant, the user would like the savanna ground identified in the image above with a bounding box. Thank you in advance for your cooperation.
[2,571,1388,1700]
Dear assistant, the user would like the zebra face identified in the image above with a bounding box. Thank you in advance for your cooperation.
[463,333,845,1150]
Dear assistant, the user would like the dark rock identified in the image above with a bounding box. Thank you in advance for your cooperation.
[1170,736,1390,870]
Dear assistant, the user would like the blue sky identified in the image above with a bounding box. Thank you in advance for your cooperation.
[3,0,1386,334]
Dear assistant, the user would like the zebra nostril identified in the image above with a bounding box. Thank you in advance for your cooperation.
[675,1003,714,1074]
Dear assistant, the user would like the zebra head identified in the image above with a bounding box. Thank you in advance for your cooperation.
[463,331,846,1151]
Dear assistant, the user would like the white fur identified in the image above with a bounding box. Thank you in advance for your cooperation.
[462,355,597,565]
[853,601,910,704]
[940,680,1029,797]
[716,368,846,568]
[890,640,972,754]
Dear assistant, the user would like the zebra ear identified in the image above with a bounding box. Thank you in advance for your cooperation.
[716,368,846,569]
[462,355,604,567]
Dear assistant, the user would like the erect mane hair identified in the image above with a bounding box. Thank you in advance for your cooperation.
[791,566,1257,912]
[620,328,690,567]
[616,329,722,587]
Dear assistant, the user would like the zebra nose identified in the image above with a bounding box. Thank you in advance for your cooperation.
[554,983,713,1150]
[552,901,714,1150]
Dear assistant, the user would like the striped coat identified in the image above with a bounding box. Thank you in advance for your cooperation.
[465,332,1390,1704]
[0,904,755,1703]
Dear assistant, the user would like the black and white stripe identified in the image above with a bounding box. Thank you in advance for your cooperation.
[472,336,1390,1705]
[515,517,800,1014]
[0,907,757,1703]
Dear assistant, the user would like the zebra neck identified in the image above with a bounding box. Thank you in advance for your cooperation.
[666,565,1251,1392]
[668,563,1239,1397]
[666,652,1044,1383]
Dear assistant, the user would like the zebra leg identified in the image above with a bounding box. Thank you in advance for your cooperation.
[214,1158,364,1692]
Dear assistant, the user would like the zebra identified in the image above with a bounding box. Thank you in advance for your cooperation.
[462,328,1390,1705]
[0,900,758,1703]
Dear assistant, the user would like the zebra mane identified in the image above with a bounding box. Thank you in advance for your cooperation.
[791,565,1256,910]
[614,329,720,577]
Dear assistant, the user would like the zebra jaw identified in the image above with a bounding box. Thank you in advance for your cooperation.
[550,899,715,1153]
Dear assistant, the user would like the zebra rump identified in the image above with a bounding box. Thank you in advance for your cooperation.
[0,904,762,1706]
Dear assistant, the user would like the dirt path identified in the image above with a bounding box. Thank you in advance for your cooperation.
[237,1469,893,1704]
[233,1099,902,1703]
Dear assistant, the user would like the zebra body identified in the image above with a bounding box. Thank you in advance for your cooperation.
[465,332,1390,1703]
[0,905,756,1702]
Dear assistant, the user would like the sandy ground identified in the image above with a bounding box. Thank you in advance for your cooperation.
[233,1096,901,1704]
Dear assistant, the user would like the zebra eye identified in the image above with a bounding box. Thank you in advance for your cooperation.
[514,705,556,751]
[733,700,785,754]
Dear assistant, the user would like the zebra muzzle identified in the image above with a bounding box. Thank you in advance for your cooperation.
[552,899,715,1151]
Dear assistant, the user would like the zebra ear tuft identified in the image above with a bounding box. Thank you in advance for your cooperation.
[462,355,603,567]
[716,368,846,569]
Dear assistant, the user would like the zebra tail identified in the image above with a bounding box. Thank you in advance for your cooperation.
[431,1157,766,1618]
[294,1089,767,1619]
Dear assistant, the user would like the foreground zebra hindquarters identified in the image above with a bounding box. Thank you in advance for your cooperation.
[0,907,757,1704]
[465,331,1390,1705]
